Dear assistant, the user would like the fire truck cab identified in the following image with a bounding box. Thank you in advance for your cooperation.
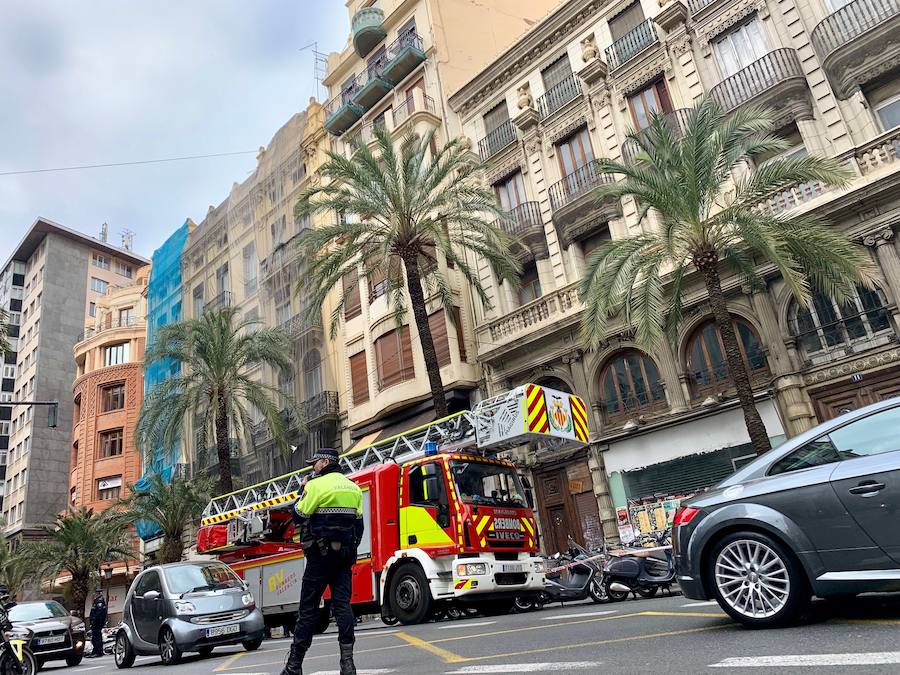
[197,384,589,627]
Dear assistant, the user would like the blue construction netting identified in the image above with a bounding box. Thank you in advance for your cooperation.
[134,220,190,540]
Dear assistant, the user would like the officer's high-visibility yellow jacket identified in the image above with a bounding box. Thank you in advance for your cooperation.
[293,467,364,546]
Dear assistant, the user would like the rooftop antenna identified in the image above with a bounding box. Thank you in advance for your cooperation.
[299,41,329,101]
[99,222,108,242]
[120,229,134,251]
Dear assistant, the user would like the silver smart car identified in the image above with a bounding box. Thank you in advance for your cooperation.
[114,561,265,667]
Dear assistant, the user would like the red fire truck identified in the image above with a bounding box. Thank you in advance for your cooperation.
[195,384,589,627]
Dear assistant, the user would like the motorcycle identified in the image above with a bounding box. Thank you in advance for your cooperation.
[515,537,608,611]
[604,531,676,601]
[0,588,37,675]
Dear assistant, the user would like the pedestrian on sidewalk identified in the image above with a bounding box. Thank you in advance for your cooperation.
[280,447,363,675]
[87,589,107,658]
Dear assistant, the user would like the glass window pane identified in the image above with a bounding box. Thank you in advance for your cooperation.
[829,406,900,458]
[737,322,766,370]
[877,97,900,131]
[769,437,841,475]
[858,286,890,332]
[794,305,823,353]
[702,324,726,382]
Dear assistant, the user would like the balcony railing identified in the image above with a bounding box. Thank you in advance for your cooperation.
[537,73,583,118]
[549,160,614,211]
[394,91,436,124]
[204,290,232,313]
[280,311,322,338]
[622,109,692,163]
[811,0,899,58]
[382,31,426,85]
[605,20,659,70]
[710,49,805,112]
[686,0,719,13]
[481,281,582,349]
[324,77,361,117]
[478,120,517,160]
[352,6,386,58]
[77,316,142,342]
[495,201,542,237]
[300,390,340,422]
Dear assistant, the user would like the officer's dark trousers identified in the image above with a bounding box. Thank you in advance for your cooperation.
[291,545,356,651]
[91,625,104,656]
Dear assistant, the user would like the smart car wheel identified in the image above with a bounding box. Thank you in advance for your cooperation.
[242,637,263,651]
[708,531,809,628]
[114,632,135,669]
[158,627,182,666]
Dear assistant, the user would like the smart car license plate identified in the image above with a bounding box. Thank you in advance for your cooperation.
[205,624,240,638]
[499,563,524,573]
[37,635,66,645]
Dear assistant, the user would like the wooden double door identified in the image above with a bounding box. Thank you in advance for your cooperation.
[533,462,602,555]
[810,366,900,421]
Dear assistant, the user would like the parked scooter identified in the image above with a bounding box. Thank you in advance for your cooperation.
[515,537,608,611]
[604,531,676,601]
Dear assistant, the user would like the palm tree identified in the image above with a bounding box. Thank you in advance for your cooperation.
[28,508,134,617]
[136,307,297,493]
[122,473,213,564]
[0,308,10,357]
[580,98,874,455]
[295,127,520,418]
[0,529,29,599]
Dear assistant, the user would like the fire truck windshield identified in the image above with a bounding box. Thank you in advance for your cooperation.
[450,460,526,508]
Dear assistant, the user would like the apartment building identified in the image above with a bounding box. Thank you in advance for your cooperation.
[0,262,26,512]
[322,0,562,448]
[179,101,341,485]
[1,218,148,542]
[449,0,900,547]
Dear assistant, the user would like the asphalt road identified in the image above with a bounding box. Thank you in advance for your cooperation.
[46,592,900,675]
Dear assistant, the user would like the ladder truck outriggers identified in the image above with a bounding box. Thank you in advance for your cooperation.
[195,384,590,628]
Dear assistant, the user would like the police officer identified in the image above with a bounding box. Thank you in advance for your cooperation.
[281,448,363,675]
[87,589,107,658]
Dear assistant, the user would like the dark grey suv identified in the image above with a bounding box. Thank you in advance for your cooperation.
[674,397,900,627]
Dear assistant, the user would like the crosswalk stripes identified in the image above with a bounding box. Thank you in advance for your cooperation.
[444,663,600,673]
[710,652,900,668]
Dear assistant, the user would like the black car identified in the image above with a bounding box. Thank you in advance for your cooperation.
[8,600,86,667]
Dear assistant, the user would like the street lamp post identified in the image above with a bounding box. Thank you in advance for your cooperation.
[102,565,113,603]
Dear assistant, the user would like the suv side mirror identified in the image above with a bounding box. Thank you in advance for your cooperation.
[143,590,160,601]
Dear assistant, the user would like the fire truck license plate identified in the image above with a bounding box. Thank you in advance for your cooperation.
[499,563,524,573]
[205,624,240,638]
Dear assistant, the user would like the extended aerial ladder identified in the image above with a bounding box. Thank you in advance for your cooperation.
[199,384,590,537]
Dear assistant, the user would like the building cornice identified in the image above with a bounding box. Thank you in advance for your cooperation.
[448,0,612,118]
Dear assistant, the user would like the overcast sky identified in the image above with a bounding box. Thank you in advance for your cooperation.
[0,1,346,264]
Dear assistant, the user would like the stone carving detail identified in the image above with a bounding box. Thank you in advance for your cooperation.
[864,228,895,248]
[804,347,900,385]
[524,136,542,155]
[615,55,668,98]
[544,113,589,146]
[486,158,525,186]
[581,33,600,62]
[517,83,534,110]
[456,135,472,151]
[668,32,693,57]
[695,0,770,52]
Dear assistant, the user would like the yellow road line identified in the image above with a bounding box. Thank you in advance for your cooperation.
[213,652,246,672]
[639,611,728,618]
[460,623,732,663]
[835,618,900,626]
[394,631,468,663]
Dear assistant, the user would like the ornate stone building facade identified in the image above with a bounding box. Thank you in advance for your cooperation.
[449,0,900,546]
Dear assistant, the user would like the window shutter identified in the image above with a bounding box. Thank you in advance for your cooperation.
[453,306,467,362]
[350,351,369,405]
[399,325,415,381]
[428,310,451,367]
[609,3,645,42]
[343,270,362,319]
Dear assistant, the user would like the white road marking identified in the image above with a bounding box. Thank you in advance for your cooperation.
[682,601,719,607]
[436,620,497,630]
[541,609,617,620]
[446,663,599,673]
[74,667,104,672]
[308,670,395,675]
[710,652,900,668]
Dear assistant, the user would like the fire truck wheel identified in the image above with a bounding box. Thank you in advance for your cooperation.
[389,565,433,625]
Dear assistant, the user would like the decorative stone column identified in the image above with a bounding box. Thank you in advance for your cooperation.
[655,337,689,413]
[865,228,900,328]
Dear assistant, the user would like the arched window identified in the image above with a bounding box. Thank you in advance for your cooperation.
[599,350,666,423]
[789,286,891,361]
[686,318,769,397]
[536,377,573,394]
[303,349,323,399]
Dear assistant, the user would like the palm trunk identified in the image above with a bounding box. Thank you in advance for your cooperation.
[696,256,772,455]
[72,577,89,619]
[215,392,233,493]
[401,252,449,419]
[160,533,184,564]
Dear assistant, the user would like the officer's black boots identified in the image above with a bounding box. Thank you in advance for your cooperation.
[339,642,357,675]
[280,644,306,675]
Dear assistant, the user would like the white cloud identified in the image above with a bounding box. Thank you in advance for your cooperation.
[0,1,346,261]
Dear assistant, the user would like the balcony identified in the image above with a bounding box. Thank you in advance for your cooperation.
[709,49,811,123]
[381,32,426,86]
[478,281,582,356]
[478,120,517,161]
[811,0,900,99]
[352,58,393,113]
[622,109,692,163]
[494,201,547,262]
[537,73,583,119]
[324,79,363,136]
[300,390,340,423]
[260,229,311,279]
[352,6,386,58]
[605,20,659,71]
[280,311,322,340]
[550,160,620,245]
[204,291,232,314]
[394,91,437,126]
[77,316,143,342]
